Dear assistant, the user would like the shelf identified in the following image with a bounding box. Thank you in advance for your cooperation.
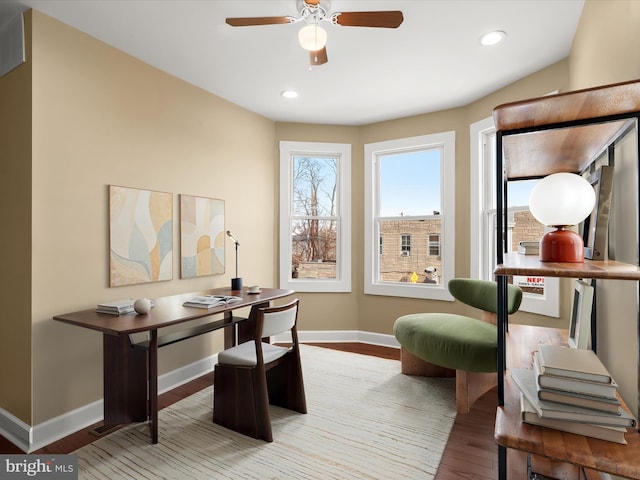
[495,324,640,479]
[494,78,640,479]
[493,79,640,180]
[494,80,640,132]
[132,316,248,350]
[495,252,640,281]
[497,381,640,479]
[500,120,630,180]
[507,450,604,480]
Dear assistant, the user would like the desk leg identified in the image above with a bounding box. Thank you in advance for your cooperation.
[149,329,158,444]
[149,329,158,443]
[93,333,147,436]
[223,311,236,349]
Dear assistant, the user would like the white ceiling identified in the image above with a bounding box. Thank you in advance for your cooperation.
[0,0,585,126]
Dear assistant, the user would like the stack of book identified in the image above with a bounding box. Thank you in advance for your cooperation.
[510,344,636,444]
[96,299,135,315]
[518,241,540,255]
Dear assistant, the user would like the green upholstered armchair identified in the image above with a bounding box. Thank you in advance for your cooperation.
[393,279,523,413]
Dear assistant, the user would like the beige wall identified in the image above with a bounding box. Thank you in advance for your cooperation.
[569,0,640,415]
[0,10,33,425]
[570,0,640,90]
[26,10,277,424]
[4,0,640,430]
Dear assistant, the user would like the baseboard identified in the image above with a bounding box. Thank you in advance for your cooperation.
[30,399,103,453]
[275,330,401,348]
[156,353,218,395]
[0,407,31,453]
[1,354,220,453]
[0,331,396,452]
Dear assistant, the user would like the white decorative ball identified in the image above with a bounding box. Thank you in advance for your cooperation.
[134,298,152,314]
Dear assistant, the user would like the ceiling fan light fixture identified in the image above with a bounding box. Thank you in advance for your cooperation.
[298,23,327,51]
[480,30,506,46]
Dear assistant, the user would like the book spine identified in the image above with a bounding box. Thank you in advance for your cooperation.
[538,391,620,413]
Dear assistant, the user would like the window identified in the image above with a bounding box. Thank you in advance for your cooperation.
[470,117,559,317]
[428,234,440,256]
[364,132,455,300]
[279,141,351,292]
[401,234,411,256]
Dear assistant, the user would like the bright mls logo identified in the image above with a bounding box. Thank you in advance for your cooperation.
[0,455,77,480]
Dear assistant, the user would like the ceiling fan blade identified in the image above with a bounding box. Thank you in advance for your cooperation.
[310,47,328,66]
[334,11,404,28]
[305,0,321,4]
[225,16,294,27]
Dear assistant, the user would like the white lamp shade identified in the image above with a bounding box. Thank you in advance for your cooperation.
[529,172,596,226]
[298,24,327,51]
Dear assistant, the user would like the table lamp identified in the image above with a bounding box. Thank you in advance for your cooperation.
[529,172,596,263]
[226,230,242,290]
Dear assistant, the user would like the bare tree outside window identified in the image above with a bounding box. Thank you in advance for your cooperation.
[291,156,338,279]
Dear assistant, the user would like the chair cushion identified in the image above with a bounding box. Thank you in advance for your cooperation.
[218,341,289,367]
[448,278,523,314]
[393,313,497,373]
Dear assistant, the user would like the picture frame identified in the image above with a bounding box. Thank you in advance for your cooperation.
[582,165,614,260]
[568,279,594,349]
[180,194,225,278]
[109,185,173,287]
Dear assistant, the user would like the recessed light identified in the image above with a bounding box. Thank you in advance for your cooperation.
[281,90,299,99]
[480,30,506,46]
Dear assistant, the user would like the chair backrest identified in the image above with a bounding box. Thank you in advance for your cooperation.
[448,278,522,315]
[259,299,299,339]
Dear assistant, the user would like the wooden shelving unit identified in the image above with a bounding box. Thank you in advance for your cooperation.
[493,79,640,479]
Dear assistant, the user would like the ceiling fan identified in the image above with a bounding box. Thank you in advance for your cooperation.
[225,0,403,66]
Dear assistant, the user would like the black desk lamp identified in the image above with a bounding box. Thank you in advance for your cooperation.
[226,230,242,291]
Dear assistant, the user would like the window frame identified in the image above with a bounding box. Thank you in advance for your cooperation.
[470,117,559,317]
[279,141,352,293]
[364,132,455,301]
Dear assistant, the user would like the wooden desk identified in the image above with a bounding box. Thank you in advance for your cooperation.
[53,287,294,444]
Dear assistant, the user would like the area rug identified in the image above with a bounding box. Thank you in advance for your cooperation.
[75,345,456,479]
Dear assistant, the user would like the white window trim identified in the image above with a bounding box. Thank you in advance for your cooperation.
[470,117,559,317]
[364,132,455,301]
[279,141,352,293]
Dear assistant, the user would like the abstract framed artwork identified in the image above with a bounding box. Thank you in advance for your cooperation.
[180,195,225,278]
[109,185,173,287]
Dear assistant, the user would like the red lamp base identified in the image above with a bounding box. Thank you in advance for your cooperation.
[539,228,584,263]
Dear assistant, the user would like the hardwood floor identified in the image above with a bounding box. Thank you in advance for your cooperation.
[0,343,499,477]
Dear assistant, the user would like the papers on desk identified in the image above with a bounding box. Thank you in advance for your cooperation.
[183,295,242,309]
